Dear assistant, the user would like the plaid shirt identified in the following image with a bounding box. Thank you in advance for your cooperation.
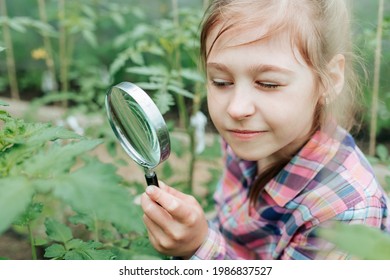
[192,125,389,259]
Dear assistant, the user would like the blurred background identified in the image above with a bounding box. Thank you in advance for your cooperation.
[0,0,389,260]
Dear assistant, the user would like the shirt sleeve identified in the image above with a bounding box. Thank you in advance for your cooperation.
[190,219,236,260]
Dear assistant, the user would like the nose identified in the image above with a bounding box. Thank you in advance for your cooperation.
[226,86,256,120]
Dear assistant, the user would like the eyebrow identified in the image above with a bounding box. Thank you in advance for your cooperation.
[207,62,294,76]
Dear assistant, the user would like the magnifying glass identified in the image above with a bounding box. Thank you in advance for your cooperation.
[105,82,170,187]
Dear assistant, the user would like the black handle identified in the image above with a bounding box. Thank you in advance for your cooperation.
[145,172,159,187]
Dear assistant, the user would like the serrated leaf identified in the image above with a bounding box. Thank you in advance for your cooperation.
[18,139,102,178]
[66,239,84,249]
[133,82,161,91]
[63,241,114,260]
[69,213,95,231]
[52,161,137,232]
[167,84,194,98]
[180,68,204,83]
[129,236,166,260]
[170,135,185,158]
[45,218,73,243]
[377,144,389,162]
[318,223,390,259]
[153,91,174,115]
[8,19,27,33]
[44,244,67,259]
[82,30,98,48]
[162,161,173,178]
[13,202,43,226]
[28,126,82,144]
[126,66,166,76]
[111,13,125,28]
[0,177,33,234]
[130,51,144,65]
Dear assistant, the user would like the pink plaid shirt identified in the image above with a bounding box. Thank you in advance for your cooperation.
[191,125,389,259]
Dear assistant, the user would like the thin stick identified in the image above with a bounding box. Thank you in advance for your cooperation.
[369,0,384,156]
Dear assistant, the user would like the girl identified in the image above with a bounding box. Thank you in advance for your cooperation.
[141,0,390,259]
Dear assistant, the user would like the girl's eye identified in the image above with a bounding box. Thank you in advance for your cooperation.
[256,82,280,89]
[211,79,233,87]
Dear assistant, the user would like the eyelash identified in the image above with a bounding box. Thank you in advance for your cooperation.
[211,80,232,87]
[256,82,280,89]
[211,80,280,89]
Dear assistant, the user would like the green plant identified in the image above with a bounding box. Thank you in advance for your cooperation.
[318,222,390,259]
[110,6,205,192]
[0,101,165,260]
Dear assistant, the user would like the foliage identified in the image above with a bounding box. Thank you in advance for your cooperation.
[0,102,165,260]
[318,223,390,260]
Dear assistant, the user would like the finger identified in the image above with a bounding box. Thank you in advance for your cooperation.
[141,192,172,223]
[143,214,165,239]
[158,181,189,200]
[145,185,191,222]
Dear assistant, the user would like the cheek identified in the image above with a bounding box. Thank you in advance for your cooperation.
[206,94,221,125]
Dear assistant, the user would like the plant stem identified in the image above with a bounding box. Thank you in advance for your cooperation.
[369,0,384,156]
[94,214,99,242]
[28,223,37,260]
[171,0,188,129]
[171,0,194,192]
[0,0,20,100]
[58,0,69,107]
[37,0,57,92]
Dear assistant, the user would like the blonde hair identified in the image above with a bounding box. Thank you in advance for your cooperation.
[200,0,365,204]
[200,0,363,133]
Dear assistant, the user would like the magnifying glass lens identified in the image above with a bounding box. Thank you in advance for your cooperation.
[108,88,160,168]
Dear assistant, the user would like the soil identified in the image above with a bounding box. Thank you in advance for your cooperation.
[0,230,34,260]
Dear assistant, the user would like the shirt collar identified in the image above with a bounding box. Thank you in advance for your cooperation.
[265,124,346,207]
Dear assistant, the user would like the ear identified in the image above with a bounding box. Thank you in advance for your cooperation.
[327,54,345,95]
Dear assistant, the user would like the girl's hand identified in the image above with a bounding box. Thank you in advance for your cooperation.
[140,181,209,258]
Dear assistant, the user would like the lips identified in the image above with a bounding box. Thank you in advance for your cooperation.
[227,129,266,140]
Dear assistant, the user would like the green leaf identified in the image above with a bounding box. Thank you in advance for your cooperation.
[69,213,95,231]
[63,241,114,260]
[82,30,98,48]
[132,82,161,91]
[170,135,185,158]
[318,223,390,259]
[129,236,167,260]
[28,126,82,144]
[44,244,67,259]
[13,202,43,226]
[126,66,166,76]
[153,91,174,115]
[130,51,144,65]
[0,100,8,106]
[8,19,27,33]
[180,68,204,83]
[167,84,194,98]
[66,239,84,249]
[384,176,390,193]
[52,161,137,232]
[377,144,389,162]
[18,139,102,178]
[0,177,33,234]
[162,161,173,178]
[44,218,73,243]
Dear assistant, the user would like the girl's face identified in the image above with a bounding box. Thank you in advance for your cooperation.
[206,26,320,169]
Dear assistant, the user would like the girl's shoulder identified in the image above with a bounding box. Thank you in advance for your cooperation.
[267,125,386,219]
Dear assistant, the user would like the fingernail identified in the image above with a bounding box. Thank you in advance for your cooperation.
[146,185,155,195]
